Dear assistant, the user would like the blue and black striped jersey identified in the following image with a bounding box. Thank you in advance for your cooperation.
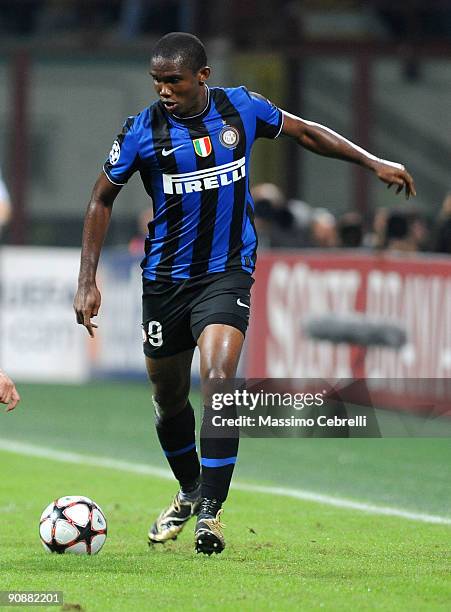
[103,86,283,282]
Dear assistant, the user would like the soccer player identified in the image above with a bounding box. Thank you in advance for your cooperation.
[73,32,416,555]
[0,370,20,412]
[0,167,11,239]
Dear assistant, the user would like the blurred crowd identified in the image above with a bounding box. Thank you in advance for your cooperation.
[1,1,451,43]
[0,0,191,39]
[250,182,451,255]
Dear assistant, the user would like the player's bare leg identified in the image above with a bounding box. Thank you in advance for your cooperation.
[146,349,202,544]
[145,349,194,419]
[195,324,245,554]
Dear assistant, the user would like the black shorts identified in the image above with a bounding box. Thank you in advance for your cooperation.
[142,271,254,358]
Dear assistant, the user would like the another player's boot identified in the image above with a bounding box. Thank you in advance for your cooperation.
[148,482,201,544]
[194,498,225,555]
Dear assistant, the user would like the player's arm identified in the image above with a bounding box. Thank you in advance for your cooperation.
[73,173,122,337]
[0,369,20,412]
[0,174,11,227]
[281,111,416,198]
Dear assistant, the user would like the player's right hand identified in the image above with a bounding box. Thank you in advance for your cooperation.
[73,284,101,338]
[0,370,20,412]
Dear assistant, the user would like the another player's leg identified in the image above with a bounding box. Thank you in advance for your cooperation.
[195,324,244,555]
[146,350,201,544]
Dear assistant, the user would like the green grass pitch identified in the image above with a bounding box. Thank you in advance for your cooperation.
[0,383,450,611]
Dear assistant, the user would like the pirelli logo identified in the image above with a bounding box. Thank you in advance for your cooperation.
[162,157,246,195]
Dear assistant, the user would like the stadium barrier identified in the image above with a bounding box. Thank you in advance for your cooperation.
[0,246,88,382]
[2,245,450,408]
[247,250,451,414]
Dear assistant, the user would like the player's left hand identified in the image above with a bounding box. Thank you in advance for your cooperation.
[370,159,416,199]
[0,370,20,412]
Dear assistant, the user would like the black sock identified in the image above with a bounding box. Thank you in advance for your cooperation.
[155,401,200,491]
[200,405,239,503]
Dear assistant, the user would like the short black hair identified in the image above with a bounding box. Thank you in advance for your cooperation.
[338,212,363,248]
[151,32,207,73]
[386,211,409,240]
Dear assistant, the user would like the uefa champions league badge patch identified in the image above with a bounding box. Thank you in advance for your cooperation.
[109,140,121,165]
[219,126,240,149]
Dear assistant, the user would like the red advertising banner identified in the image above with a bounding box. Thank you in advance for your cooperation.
[246,250,451,412]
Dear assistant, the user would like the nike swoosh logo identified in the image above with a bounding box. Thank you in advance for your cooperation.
[236,298,250,309]
[162,145,184,157]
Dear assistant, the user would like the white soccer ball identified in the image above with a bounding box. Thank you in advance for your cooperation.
[39,496,107,555]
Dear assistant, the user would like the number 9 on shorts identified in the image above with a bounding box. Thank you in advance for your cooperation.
[142,320,163,347]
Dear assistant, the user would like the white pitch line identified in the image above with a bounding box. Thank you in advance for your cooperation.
[1,438,450,526]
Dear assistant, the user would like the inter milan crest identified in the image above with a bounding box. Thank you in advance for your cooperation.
[192,136,212,157]
[219,126,239,149]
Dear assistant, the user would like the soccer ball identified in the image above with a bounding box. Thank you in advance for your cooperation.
[39,496,107,555]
